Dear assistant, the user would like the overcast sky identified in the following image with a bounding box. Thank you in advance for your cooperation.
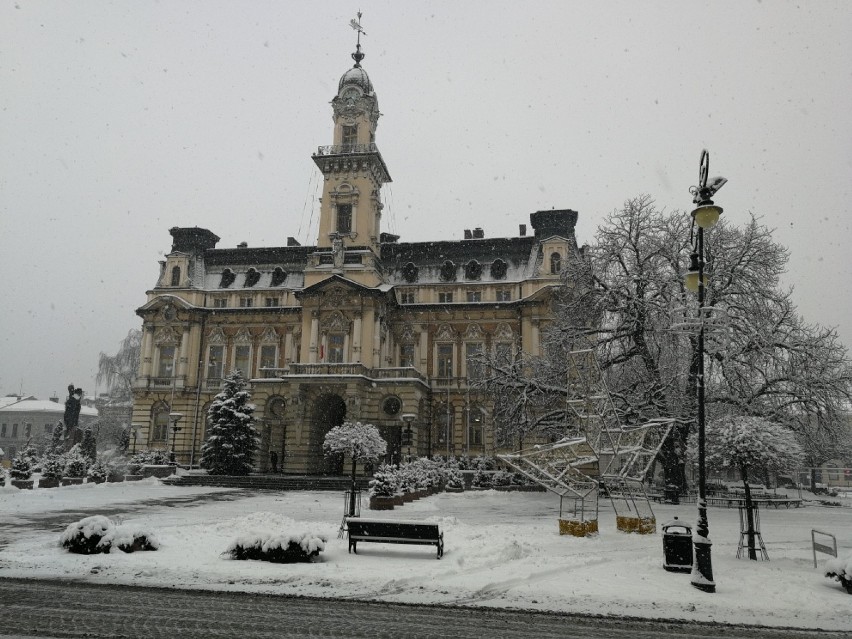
[2,1,851,401]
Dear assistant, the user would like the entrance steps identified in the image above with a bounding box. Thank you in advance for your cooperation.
[162,473,368,492]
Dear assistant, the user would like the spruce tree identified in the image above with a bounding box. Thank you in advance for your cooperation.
[80,428,97,461]
[49,422,65,455]
[200,370,259,475]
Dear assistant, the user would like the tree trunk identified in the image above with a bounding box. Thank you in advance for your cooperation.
[348,456,357,517]
[741,466,757,560]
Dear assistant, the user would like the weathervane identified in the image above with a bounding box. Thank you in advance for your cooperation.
[349,11,366,67]
[690,149,727,206]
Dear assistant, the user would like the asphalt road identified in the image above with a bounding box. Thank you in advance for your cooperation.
[0,578,845,639]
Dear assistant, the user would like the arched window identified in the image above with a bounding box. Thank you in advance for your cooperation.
[440,260,457,282]
[271,267,287,287]
[170,266,181,286]
[220,269,236,288]
[550,252,562,274]
[244,268,260,287]
[465,260,482,280]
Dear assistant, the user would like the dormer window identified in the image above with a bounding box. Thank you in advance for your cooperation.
[337,204,352,234]
[170,266,181,286]
[402,262,419,283]
[244,268,260,287]
[465,260,482,280]
[220,269,236,288]
[440,260,456,282]
[550,252,562,274]
[271,267,287,287]
[491,259,507,280]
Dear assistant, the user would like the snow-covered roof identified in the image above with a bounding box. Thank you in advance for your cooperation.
[0,398,98,417]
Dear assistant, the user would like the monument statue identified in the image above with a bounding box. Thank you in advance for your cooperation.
[63,384,84,451]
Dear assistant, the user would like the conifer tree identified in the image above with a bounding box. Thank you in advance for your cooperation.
[80,427,97,461]
[200,370,259,475]
[49,422,65,455]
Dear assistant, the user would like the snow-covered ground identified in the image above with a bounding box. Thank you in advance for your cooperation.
[1,479,850,631]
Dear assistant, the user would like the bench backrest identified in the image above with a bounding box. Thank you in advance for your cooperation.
[348,520,439,541]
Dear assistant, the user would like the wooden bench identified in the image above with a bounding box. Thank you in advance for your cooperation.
[346,518,444,559]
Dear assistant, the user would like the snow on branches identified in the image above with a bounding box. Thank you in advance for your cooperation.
[323,421,387,462]
[200,369,259,476]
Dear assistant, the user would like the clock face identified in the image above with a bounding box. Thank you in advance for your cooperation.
[344,88,359,101]
[162,304,176,321]
[383,396,401,416]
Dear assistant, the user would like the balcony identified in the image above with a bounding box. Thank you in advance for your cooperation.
[141,376,186,390]
[314,143,379,156]
[257,364,428,385]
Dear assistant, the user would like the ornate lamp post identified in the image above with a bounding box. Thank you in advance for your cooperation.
[168,412,183,465]
[130,424,141,455]
[401,413,416,462]
[686,150,726,593]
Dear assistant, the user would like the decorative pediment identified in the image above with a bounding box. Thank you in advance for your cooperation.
[259,326,279,343]
[397,323,417,344]
[321,310,349,332]
[234,327,253,344]
[495,322,515,341]
[435,324,455,342]
[153,326,180,346]
[323,286,352,309]
[464,323,485,340]
[208,326,227,345]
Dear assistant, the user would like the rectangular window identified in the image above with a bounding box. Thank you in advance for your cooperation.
[438,292,453,304]
[466,291,482,303]
[328,333,345,363]
[213,298,228,308]
[437,409,453,446]
[239,297,253,308]
[12,423,18,438]
[25,423,31,439]
[233,345,251,375]
[469,411,484,446]
[400,292,416,304]
[260,344,277,372]
[152,413,168,442]
[400,343,415,368]
[207,345,224,380]
[495,289,511,301]
[466,343,484,381]
[437,344,454,378]
[264,297,279,307]
[337,204,352,233]
[342,124,358,147]
[158,345,176,377]
[1,423,7,437]
[44,424,53,434]
[495,342,513,367]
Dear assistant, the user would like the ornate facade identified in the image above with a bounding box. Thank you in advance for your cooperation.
[131,42,584,474]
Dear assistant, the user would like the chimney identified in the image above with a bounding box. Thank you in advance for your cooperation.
[237,241,248,248]
[49,395,59,403]
[287,237,301,247]
[472,228,484,239]
[464,229,473,239]
[519,224,527,236]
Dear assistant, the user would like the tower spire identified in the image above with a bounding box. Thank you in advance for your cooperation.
[349,11,366,67]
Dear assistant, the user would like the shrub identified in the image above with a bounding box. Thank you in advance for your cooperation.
[60,515,160,554]
[491,470,514,487]
[226,531,326,563]
[445,468,464,490]
[368,464,398,498]
[825,554,852,594]
[87,459,109,482]
[10,454,33,481]
[64,448,89,478]
[41,454,65,481]
[472,468,493,488]
[130,450,170,466]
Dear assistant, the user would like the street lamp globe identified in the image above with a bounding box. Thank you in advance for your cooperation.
[691,204,722,230]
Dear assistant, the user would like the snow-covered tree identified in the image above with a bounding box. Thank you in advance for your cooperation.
[80,427,97,461]
[368,464,398,498]
[48,422,65,455]
[64,445,90,478]
[200,370,259,476]
[696,415,803,559]
[481,195,852,497]
[10,452,32,481]
[324,421,387,515]
[95,329,142,401]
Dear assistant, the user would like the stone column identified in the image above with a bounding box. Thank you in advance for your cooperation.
[352,312,362,363]
[309,312,319,364]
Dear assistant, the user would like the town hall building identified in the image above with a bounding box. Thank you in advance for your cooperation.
[130,37,585,474]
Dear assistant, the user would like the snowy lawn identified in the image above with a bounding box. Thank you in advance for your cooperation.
[1,480,850,631]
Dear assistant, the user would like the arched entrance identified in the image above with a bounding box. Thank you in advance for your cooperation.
[309,394,347,475]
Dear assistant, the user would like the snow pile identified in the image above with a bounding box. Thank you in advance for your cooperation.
[59,515,160,554]
[825,553,852,594]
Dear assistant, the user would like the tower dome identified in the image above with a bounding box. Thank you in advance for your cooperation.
[338,66,373,95]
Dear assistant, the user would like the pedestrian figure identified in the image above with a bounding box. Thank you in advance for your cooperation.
[270,450,279,474]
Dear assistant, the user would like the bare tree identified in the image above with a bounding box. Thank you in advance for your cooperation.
[95,329,142,400]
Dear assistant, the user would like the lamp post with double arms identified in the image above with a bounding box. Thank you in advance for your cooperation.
[686,150,726,593]
[168,412,183,465]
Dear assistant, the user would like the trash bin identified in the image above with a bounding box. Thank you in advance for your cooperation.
[662,516,693,572]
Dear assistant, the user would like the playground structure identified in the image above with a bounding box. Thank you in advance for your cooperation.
[499,349,674,536]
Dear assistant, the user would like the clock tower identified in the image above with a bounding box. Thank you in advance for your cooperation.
[309,31,391,287]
